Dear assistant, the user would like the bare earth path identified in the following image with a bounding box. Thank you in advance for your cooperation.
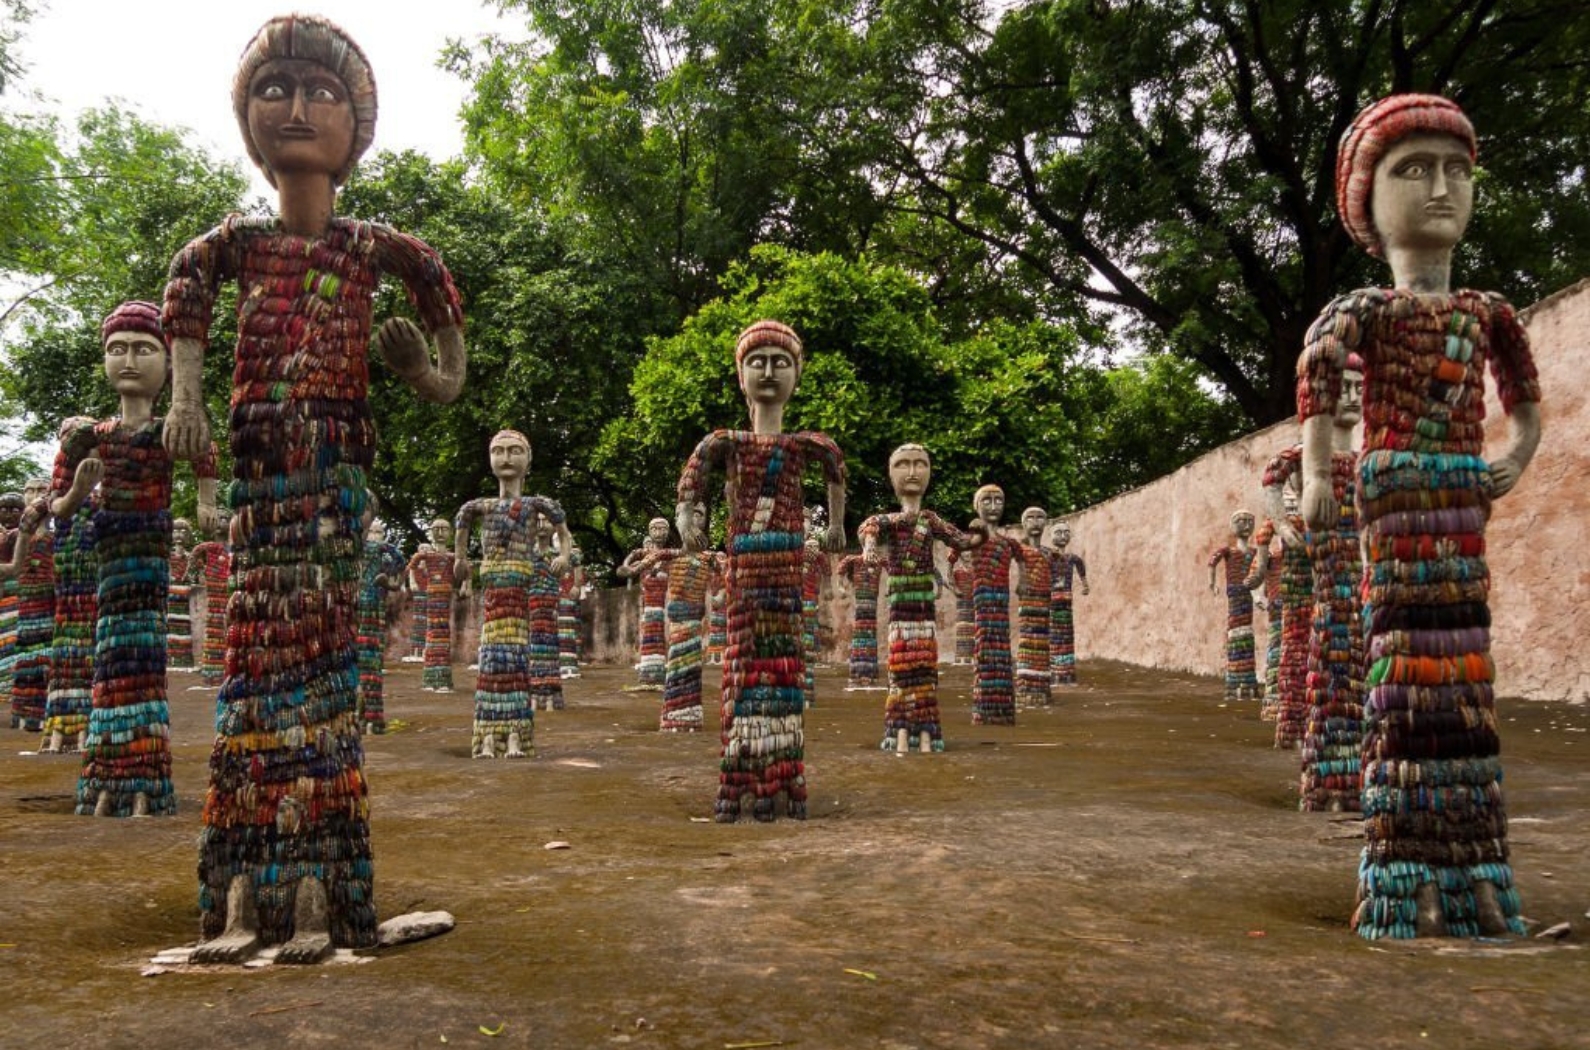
[1,660,1585,1049]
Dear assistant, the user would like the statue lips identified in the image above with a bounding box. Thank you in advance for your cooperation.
[278,122,318,140]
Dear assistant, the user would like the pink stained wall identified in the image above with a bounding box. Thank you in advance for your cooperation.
[1066,278,1590,703]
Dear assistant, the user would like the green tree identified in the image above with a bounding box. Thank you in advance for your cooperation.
[867,0,1590,424]
[600,245,1108,533]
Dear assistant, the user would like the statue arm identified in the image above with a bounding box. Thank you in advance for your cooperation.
[452,502,478,584]
[1074,554,1089,595]
[374,227,468,404]
[162,337,213,461]
[677,432,726,552]
[1486,301,1544,499]
[1296,293,1367,530]
[1207,546,1226,591]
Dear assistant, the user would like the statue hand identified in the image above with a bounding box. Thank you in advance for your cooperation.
[1488,456,1523,498]
[453,559,471,585]
[73,455,105,493]
[551,554,571,577]
[1081,582,1090,597]
[197,502,220,536]
[18,503,43,535]
[458,577,472,598]
[823,524,846,554]
[162,402,211,461]
[376,317,428,379]
[1298,480,1333,533]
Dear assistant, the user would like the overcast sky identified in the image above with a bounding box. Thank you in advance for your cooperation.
[15,0,519,194]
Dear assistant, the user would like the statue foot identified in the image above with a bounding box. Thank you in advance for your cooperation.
[505,731,526,759]
[751,798,776,823]
[276,879,333,965]
[192,875,262,964]
[76,730,87,751]
[132,792,150,818]
[473,739,496,759]
[1473,879,1511,936]
[93,790,112,817]
[894,729,909,755]
[1414,882,1449,938]
[919,733,933,754]
[40,730,63,754]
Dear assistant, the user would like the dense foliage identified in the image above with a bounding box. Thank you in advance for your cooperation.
[3,0,1585,567]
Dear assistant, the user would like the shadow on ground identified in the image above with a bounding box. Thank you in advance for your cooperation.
[2,660,1586,1049]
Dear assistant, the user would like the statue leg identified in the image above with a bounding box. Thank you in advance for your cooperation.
[276,877,333,965]
[191,874,262,964]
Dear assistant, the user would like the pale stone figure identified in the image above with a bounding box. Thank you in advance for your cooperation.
[1298,95,1539,938]
[161,15,467,961]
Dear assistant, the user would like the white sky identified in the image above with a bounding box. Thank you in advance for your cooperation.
[14,0,520,195]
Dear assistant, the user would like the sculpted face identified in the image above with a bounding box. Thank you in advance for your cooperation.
[1051,522,1071,548]
[366,520,387,543]
[489,434,530,480]
[247,57,356,182]
[975,488,1005,526]
[1370,132,1474,256]
[1338,369,1364,426]
[0,498,20,530]
[23,478,49,506]
[888,446,931,499]
[1021,507,1047,540]
[172,519,194,550]
[737,346,799,408]
[429,519,453,547]
[532,512,554,540]
[688,502,708,534]
[103,332,167,397]
[647,517,671,545]
[1232,513,1255,539]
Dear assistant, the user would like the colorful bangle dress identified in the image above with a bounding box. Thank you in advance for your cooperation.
[800,544,830,708]
[1262,451,1317,747]
[164,214,464,949]
[1049,551,1086,685]
[1244,521,1284,719]
[948,555,975,665]
[858,511,980,751]
[967,534,1018,725]
[837,554,880,688]
[557,566,582,678]
[407,547,458,691]
[1297,287,1539,939]
[43,494,96,748]
[660,550,713,731]
[185,540,232,687]
[677,429,845,822]
[166,545,195,671]
[10,517,54,732]
[1207,541,1259,701]
[356,539,406,733]
[1014,543,1052,706]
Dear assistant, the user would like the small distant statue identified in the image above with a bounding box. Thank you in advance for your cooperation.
[616,517,676,689]
[408,520,461,692]
[964,485,1018,725]
[1013,506,1053,707]
[1206,510,1260,702]
[185,518,233,688]
[1257,456,1314,746]
[166,518,198,672]
[1046,520,1088,686]
[836,551,881,689]
[356,518,406,733]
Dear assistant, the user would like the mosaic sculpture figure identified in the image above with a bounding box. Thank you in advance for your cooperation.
[356,518,406,733]
[1046,520,1089,686]
[166,518,197,672]
[641,502,713,731]
[455,430,570,758]
[185,523,232,688]
[161,15,467,960]
[1243,510,1286,719]
[1206,510,1260,702]
[556,546,583,679]
[836,552,881,689]
[800,523,831,708]
[1014,506,1053,706]
[0,492,21,713]
[858,444,983,753]
[1298,95,1539,938]
[676,320,846,821]
[616,518,674,688]
[965,485,1018,725]
[38,425,97,753]
[9,476,55,730]
[1259,456,1315,746]
[408,520,460,692]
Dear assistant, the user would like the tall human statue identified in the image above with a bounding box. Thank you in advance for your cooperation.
[1206,510,1260,702]
[556,544,584,679]
[1258,455,1315,747]
[946,550,975,665]
[1013,506,1053,706]
[676,320,846,822]
[1046,520,1088,686]
[161,15,467,961]
[33,428,96,754]
[356,518,406,733]
[166,519,198,672]
[639,501,714,731]
[965,485,1018,725]
[9,475,56,731]
[185,519,233,688]
[1243,507,1286,719]
[454,429,571,758]
[858,444,983,754]
[799,518,832,709]
[51,303,218,815]
[836,551,881,689]
[408,520,460,692]
[1298,95,1540,939]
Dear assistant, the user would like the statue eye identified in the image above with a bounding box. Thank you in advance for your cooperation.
[1445,161,1473,180]
[256,81,287,101]
[308,85,340,104]
[1396,160,1429,179]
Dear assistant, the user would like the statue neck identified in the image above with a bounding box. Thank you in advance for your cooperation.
[276,172,338,238]
[1384,245,1453,295]
[119,392,156,431]
[748,401,785,436]
[897,495,922,514]
[497,475,524,500]
[1332,419,1356,453]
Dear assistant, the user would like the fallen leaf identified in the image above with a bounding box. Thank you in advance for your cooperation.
[479,1023,505,1037]
[843,968,877,980]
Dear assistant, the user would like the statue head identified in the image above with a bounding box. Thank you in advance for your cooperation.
[489,429,530,481]
[428,517,453,547]
[172,519,194,550]
[234,14,377,188]
[887,444,931,499]
[0,491,22,530]
[973,484,1005,527]
[366,518,387,543]
[685,501,708,535]
[1231,509,1255,538]
[101,300,168,397]
[646,517,671,546]
[1337,94,1476,259]
[1020,506,1048,542]
[23,475,50,507]
[1339,353,1365,427]
[532,511,555,541]
[735,320,802,409]
[1049,520,1071,549]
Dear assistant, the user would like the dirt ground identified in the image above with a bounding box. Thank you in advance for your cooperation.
[1,659,1586,1050]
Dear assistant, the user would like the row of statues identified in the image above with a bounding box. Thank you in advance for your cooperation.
[0,9,1545,960]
